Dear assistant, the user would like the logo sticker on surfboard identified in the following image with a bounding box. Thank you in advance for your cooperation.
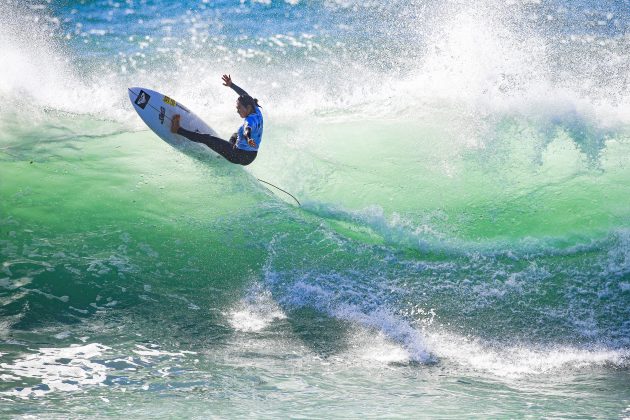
[159,106,165,124]
[134,90,151,109]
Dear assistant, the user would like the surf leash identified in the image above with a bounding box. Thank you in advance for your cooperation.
[257,179,301,206]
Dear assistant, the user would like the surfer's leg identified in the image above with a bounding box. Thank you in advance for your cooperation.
[176,127,231,154]
[205,141,256,165]
[176,127,256,165]
[231,149,257,166]
[193,135,257,165]
[171,116,256,165]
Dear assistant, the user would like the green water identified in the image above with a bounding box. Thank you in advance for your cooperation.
[1,0,629,417]
[2,110,629,417]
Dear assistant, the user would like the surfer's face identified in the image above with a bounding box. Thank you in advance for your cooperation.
[236,100,249,118]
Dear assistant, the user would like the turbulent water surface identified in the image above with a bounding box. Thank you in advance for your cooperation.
[1,0,629,418]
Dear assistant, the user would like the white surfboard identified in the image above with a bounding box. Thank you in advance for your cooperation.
[128,87,220,158]
[128,87,301,205]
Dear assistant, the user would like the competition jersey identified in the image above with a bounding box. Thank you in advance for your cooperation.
[236,106,263,151]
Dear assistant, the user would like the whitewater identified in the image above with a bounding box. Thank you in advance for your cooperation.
[0,0,629,418]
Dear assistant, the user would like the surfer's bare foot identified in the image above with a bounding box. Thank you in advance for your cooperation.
[170,114,181,133]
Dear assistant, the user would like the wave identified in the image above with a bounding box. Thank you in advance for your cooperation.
[0,1,628,394]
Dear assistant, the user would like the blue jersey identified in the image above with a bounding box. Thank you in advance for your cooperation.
[236,106,263,151]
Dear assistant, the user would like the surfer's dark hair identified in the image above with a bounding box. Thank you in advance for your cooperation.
[238,94,261,109]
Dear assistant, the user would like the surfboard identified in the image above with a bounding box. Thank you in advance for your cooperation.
[128,87,220,158]
[128,87,301,205]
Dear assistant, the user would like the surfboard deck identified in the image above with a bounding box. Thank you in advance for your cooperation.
[128,87,301,205]
[128,87,220,158]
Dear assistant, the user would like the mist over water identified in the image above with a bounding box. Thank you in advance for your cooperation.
[1,0,629,417]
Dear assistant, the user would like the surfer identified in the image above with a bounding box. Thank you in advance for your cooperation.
[170,74,263,166]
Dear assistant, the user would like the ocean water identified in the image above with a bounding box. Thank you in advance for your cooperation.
[1,0,629,417]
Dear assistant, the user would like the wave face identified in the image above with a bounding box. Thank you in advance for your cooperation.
[1,0,629,417]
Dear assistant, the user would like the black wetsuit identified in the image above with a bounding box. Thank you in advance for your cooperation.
[176,127,257,166]
[176,83,259,166]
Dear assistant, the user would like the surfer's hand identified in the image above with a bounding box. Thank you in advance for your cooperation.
[170,114,181,133]
[222,74,232,87]
[247,138,256,148]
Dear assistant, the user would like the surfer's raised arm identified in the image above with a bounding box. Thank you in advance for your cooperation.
[168,74,264,166]
[222,74,249,97]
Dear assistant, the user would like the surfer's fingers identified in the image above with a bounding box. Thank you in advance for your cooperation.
[170,114,181,133]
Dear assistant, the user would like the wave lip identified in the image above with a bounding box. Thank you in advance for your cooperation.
[274,276,433,364]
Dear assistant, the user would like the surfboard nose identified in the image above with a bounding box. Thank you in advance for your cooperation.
[128,87,140,100]
[128,87,138,103]
[129,87,154,112]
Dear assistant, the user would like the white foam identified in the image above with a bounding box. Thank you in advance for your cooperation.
[132,345,196,358]
[280,278,433,363]
[266,257,627,373]
[0,343,110,398]
[1,0,626,137]
[425,329,630,378]
[346,329,412,364]
[104,344,198,367]
[227,283,287,332]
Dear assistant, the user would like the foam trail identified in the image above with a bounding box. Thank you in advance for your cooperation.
[425,330,630,378]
